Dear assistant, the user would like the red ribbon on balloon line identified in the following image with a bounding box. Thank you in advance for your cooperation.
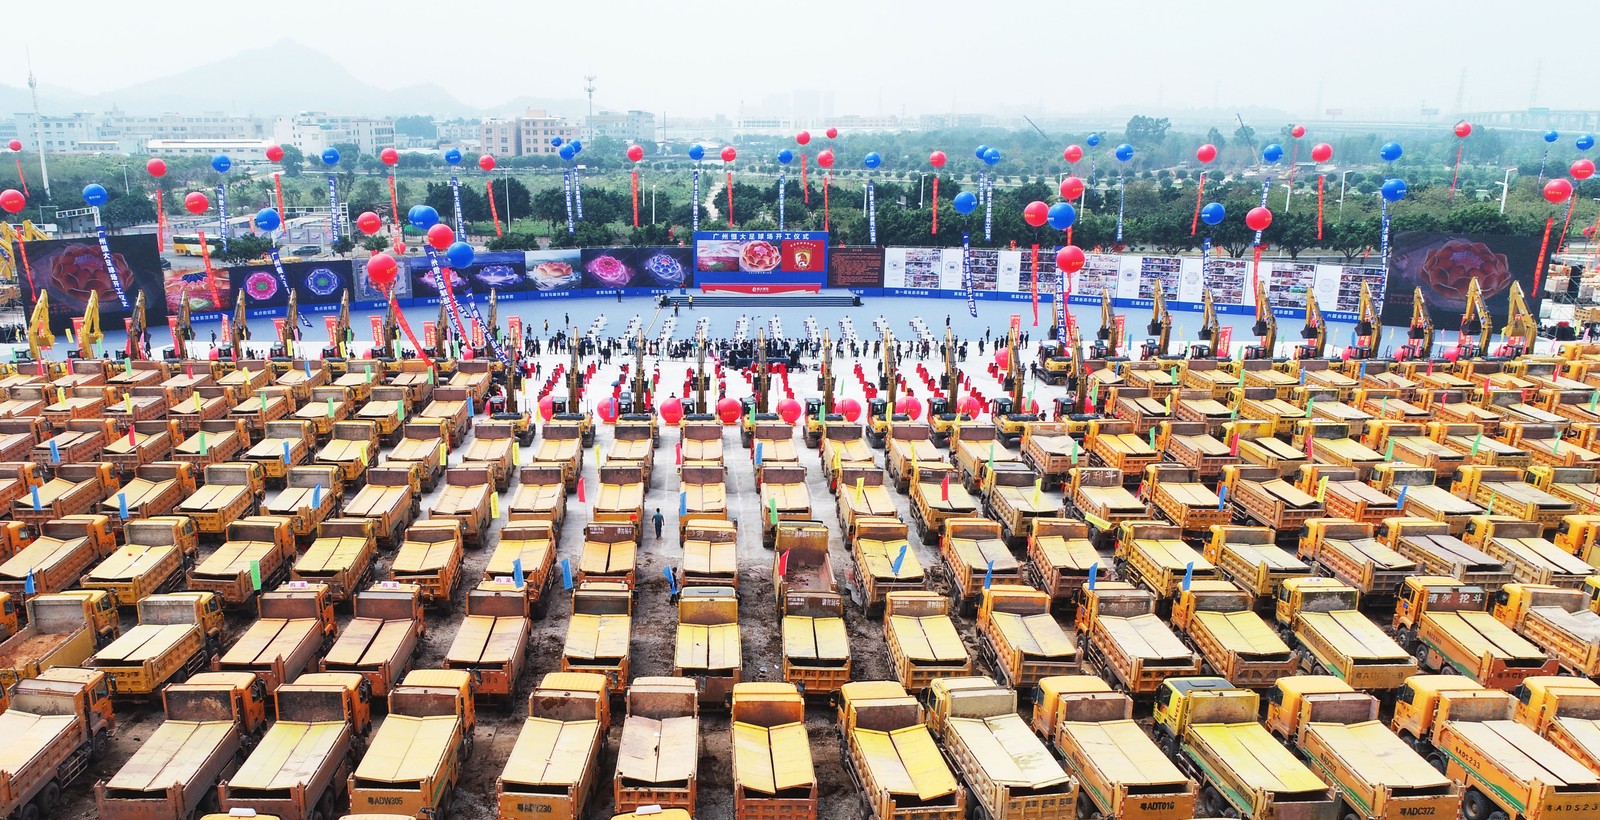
[14,230,34,292]
[487,180,502,237]
[1316,175,1325,240]
[631,170,640,228]
[931,176,939,235]
[384,286,434,368]
[1030,244,1039,326]
[1534,216,1555,296]
[801,153,808,203]
[196,229,224,310]
[1557,196,1578,253]
[386,175,403,252]
[823,173,831,231]
[13,158,26,197]
[1250,244,1263,296]
[1449,143,1464,202]
[154,189,165,253]
[725,170,734,227]
[1189,171,1206,236]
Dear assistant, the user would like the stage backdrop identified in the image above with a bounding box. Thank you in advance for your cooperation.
[693,230,828,292]
[1381,232,1542,330]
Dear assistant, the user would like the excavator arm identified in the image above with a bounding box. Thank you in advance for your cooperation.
[171,295,190,360]
[882,328,897,411]
[127,291,148,360]
[694,327,706,410]
[1096,291,1117,357]
[1352,282,1381,359]
[1501,281,1537,357]
[1008,322,1024,410]
[821,329,834,413]
[631,329,648,408]
[280,290,299,357]
[1248,280,1276,359]
[1197,288,1220,358]
[27,292,52,361]
[1299,291,1325,359]
[230,289,249,357]
[943,326,959,412]
[1461,277,1492,357]
[79,290,102,359]
[1146,286,1171,360]
[380,298,397,358]
[333,292,351,358]
[433,300,449,360]
[1406,287,1432,359]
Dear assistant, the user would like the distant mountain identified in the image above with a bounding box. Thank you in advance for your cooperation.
[0,83,90,117]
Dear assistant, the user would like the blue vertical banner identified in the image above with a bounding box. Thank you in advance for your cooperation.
[982,172,993,241]
[216,184,229,252]
[963,231,977,317]
[867,181,877,245]
[777,171,786,229]
[1201,236,1212,279]
[1116,168,1127,242]
[573,167,584,220]
[267,248,311,328]
[326,175,341,243]
[451,280,513,367]
[569,168,582,235]
[691,168,701,233]
[450,176,465,236]
[1379,198,1392,276]
[427,249,468,340]
[93,222,130,309]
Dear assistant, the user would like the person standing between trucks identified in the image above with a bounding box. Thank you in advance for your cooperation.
[653,508,665,540]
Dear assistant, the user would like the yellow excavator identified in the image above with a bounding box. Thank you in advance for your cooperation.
[228,289,249,361]
[327,291,351,360]
[628,328,650,416]
[1194,288,1220,359]
[26,291,53,362]
[1143,285,1171,360]
[556,323,595,445]
[274,289,299,359]
[1295,290,1325,360]
[126,291,148,361]
[432,299,450,363]
[1243,279,1276,360]
[1498,281,1538,358]
[0,220,48,295]
[928,326,971,447]
[740,328,777,448]
[804,329,834,448]
[991,322,1036,447]
[1053,314,1091,421]
[1093,291,1121,359]
[77,290,102,360]
[169,295,192,361]
[693,326,709,414]
[1350,282,1381,360]
[866,328,901,449]
[1459,277,1492,359]
[1402,287,1432,361]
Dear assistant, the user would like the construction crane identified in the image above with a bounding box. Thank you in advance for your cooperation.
[1499,281,1538,357]
[77,290,102,360]
[1297,291,1326,360]
[1144,286,1171,360]
[127,291,147,361]
[1351,282,1381,360]
[1245,280,1276,360]
[229,289,249,359]
[1195,288,1220,359]
[26,291,52,361]
[1403,288,1433,360]
[1460,277,1492,358]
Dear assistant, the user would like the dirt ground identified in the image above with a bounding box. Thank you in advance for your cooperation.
[60,381,1048,820]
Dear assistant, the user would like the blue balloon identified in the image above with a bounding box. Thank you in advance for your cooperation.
[1200,202,1226,226]
[444,148,462,165]
[1046,202,1077,231]
[1086,133,1102,147]
[777,149,794,164]
[688,144,705,161]
[1379,142,1402,162]
[1580,134,1596,151]
[570,140,582,153]
[82,184,108,208]
[863,152,882,169]
[408,204,440,230]
[321,148,340,166]
[1262,143,1283,163]
[445,241,475,269]
[975,145,990,160]
[952,191,978,215]
[1114,143,1134,162]
[551,137,563,147]
[1545,130,1560,143]
[211,154,232,174]
[1380,178,1408,202]
[983,147,1001,166]
[253,208,281,232]
[559,144,576,161]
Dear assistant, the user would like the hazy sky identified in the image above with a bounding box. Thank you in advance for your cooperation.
[6,0,1594,118]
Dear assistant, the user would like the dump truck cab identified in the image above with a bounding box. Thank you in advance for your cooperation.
[1150,676,1254,753]
[1262,674,1359,741]
[1390,673,1486,748]
[1275,576,1362,629]
[1512,675,1600,733]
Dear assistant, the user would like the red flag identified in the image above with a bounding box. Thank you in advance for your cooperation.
[128,426,136,447]
[487,179,502,236]
[1305,432,1315,457]
[577,476,586,503]
[676,442,683,465]
[1230,433,1240,456]
[777,549,789,579]
[941,472,950,501]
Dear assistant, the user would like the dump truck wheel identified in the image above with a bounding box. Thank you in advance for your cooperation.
[1462,789,1494,820]
[38,782,59,812]
[18,802,39,820]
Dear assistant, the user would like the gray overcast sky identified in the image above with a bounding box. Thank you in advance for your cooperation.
[5,0,1593,118]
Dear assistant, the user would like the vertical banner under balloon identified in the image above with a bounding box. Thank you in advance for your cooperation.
[867,181,877,245]
[1055,260,1067,347]
[370,316,384,348]
[1317,175,1326,240]
[154,187,165,253]
[1190,172,1206,236]
[450,176,465,237]
[562,170,575,235]
[1116,169,1127,242]
[93,219,131,310]
[326,175,341,243]
[1253,177,1271,246]
[388,175,404,251]
[982,172,993,242]
[962,231,977,317]
[931,176,939,235]
[274,173,286,239]
[573,167,584,220]
[777,171,786,229]
[631,169,640,228]
[487,179,502,237]
[1379,199,1392,276]
[216,184,229,253]
[1030,244,1039,326]
[725,170,734,227]
[691,169,700,233]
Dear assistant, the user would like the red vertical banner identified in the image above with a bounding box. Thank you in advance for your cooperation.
[167,318,181,356]
[1534,216,1555,295]
[1215,326,1233,359]
[423,321,437,349]
[388,174,404,251]
[801,153,808,203]
[631,169,640,228]
[271,318,286,343]
[931,176,939,235]
[324,317,339,352]
[71,317,84,344]
[154,189,165,252]
[369,316,385,348]
[487,180,502,237]
[196,230,223,308]
[1189,171,1206,235]
[273,174,284,239]
[1029,244,1040,326]
[507,316,522,349]
[1113,315,1126,357]
[823,173,831,231]
[1250,244,1263,294]
[1316,175,1325,240]
[471,319,485,350]
[726,170,734,227]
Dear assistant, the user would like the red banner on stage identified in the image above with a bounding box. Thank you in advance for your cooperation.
[370,316,385,348]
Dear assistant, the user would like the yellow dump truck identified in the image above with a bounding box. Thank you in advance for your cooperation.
[884,422,935,492]
[681,417,725,464]
[1276,577,1419,691]
[1299,518,1416,612]
[881,591,968,691]
[675,586,742,706]
[343,465,419,548]
[347,668,473,819]
[1052,682,1198,820]
[1114,520,1217,610]
[320,584,424,699]
[390,519,466,608]
[907,462,977,544]
[728,682,818,820]
[758,464,811,549]
[242,417,311,485]
[1428,688,1600,820]
[261,463,344,540]
[496,672,612,820]
[579,522,638,589]
[1469,516,1596,588]
[1077,582,1202,695]
[462,418,518,491]
[214,583,337,692]
[562,582,632,693]
[1170,581,1295,688]
[215,670,365,820]
[178,461,268,537]
[836,679,965,820]
[534,420,584,490]
[849,516,924,616]
[0,667,115,820]
[444,587,531,702]
[1204,524,1312,599]
[1024,518,1101,611]
[940,517,1019,615]
[982,461,1064,549]
[926,676,1079,819]
[614,676,700,815]
[1396,576,1558,690]
[508,463,567,532]
[187,514,297,606]
[1021,421,1087,491]
[676,464,727,532]
[85,586,211,698]
[977,584,1079,690]
[291,517,379,604]
[1494,583,1600,678]
[386,421,449,492]
[835,466,898,537]
[485,520,556,615]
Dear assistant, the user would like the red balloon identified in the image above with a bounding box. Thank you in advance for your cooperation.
[1022,200,1050,228]
[366,253,399,287]
[1055,246,1086,274]
[837,397,861,422]
[896,398,922,421]
[1454,121,1473,138]
[184,191,210,215]
[478,154,496,171]
[380,148,399,166]
[265,144,284,163]
[715,397,742,424]
[993,348,1011,370]
[658,398,684,425]
[145,158,167,178]
[5,140,20,152]
[929,151,947,168]
[958,396,984,418]
[825,127,839,139]
[356,211,382,234]
[426,223,455,251]
[1311,143,1333,163]
[1245,206,1273,231]
[796,131,811,146]
[816,150,835,169]
[720,146,737,163]
[1063,144,1083,163]
[1290,124,1307,139]
[596,398,619,424]
[627,144,644,162]
[1571,159,1596,181]
[776,398,803,424]
[538,396,555,423]
[1545,178,1575,204]
[0,189,23,214]
[1059,176,1085,200]
[1195,144,1217,164]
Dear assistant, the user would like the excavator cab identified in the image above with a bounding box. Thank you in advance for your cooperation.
[927,396,949,418]
[991,397,1014,417]
[616,392,636,416]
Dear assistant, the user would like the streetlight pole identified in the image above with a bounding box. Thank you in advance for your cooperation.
[120,163,130,194]
[651,184,657,225]
[918,173,927,209]
[1337,170,1352,218]
[1499,168,1517,215]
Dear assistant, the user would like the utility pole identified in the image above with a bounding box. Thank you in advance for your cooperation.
[27,55,49,198]
[584,74,597,143]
